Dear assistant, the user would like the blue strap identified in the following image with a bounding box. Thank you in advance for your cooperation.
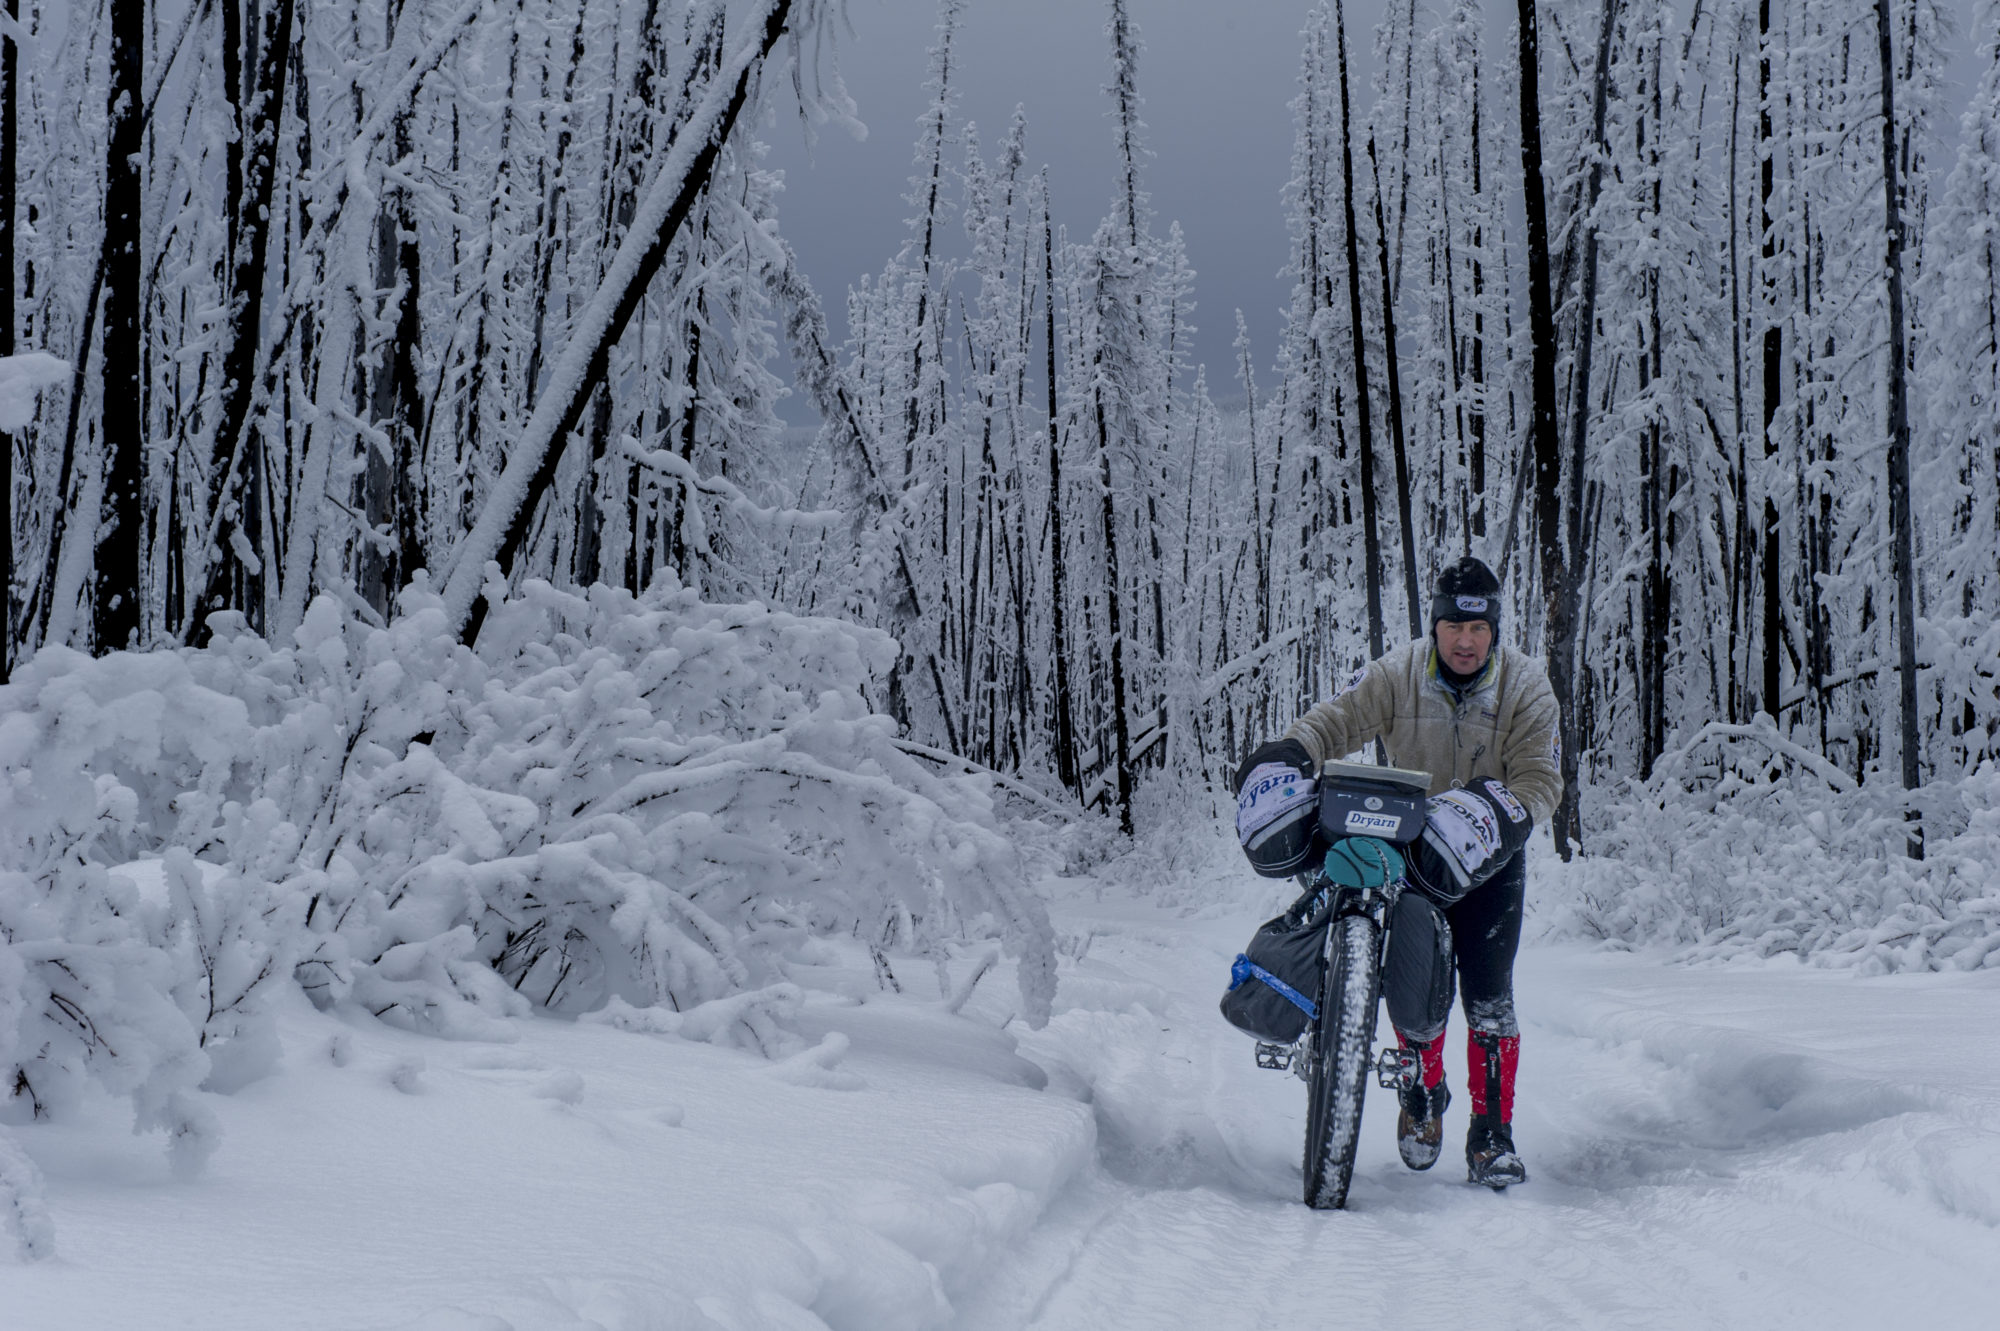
[1228,953,1319,1021]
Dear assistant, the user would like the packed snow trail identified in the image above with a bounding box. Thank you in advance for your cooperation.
[6,862,1999,1329]
[954,889,2000,1330]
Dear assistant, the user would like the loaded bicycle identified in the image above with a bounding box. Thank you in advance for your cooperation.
[1223,759,1434,1209]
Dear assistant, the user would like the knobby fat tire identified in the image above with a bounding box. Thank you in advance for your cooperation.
[1303,911,1383,1209]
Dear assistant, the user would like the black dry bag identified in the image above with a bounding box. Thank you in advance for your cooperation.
[1219,911,1328,1044]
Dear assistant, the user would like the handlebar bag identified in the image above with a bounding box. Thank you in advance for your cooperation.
[1316,776,1426,847]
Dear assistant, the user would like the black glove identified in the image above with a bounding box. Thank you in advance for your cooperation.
[1405,778,1533,904]
[1234,737,1314,800]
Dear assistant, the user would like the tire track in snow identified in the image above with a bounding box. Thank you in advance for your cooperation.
[956,900,2000,1328]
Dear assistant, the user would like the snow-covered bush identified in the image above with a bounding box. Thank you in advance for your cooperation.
[0,574,1056,1149]
[0,658,224,1170]
[1543,718,2000,971]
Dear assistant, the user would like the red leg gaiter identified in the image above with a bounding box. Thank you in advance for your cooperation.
[1468,1030,1520,1121]
[1398,1028,1448,1090]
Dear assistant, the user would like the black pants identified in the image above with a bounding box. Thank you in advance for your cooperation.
[1381,849,1525,1043]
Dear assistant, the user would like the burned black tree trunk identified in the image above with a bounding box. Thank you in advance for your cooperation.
[97,0,146,651]
[1516,0,1577,855]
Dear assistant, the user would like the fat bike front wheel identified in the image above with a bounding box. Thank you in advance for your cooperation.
[1303,911,1384,1209]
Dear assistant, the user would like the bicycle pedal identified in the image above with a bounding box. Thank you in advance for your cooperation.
[1254,1041,1295,1071]
[1374,1045,1420,1091]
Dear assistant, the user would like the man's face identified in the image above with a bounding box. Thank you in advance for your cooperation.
[1435,618,1494,675]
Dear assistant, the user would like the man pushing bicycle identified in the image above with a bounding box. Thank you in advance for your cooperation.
[1232,556,1562,1187]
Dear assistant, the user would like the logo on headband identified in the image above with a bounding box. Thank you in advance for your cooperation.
[1455,595,1489,614]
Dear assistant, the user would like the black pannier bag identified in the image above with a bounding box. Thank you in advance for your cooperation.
[1219,908,1327,1044]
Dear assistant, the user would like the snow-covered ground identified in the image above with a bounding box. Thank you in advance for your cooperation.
[7,858,1999,1330]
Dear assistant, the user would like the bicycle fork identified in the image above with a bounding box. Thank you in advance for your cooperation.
[1253,874,1407,1085]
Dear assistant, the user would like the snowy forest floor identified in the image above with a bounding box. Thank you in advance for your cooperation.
[8,847,2000,1331]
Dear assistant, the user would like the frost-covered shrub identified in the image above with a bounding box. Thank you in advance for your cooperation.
[0,661,222,1171]
[1543,718,2000,971]
[287,575,1055,1030]
[0,574,1057,1145]
[150,851,301,1093]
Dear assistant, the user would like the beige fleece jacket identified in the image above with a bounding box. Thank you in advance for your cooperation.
[1282,638,1564,826]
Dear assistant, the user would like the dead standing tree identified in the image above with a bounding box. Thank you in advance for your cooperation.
[1515,0,1577,855]
[1874,0,1920,855]
[96,0,144,653]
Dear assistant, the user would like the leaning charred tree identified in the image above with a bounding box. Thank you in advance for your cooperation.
[440,0,797,644]
[758,226,966,759]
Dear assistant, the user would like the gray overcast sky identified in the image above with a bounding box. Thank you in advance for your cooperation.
[762,0,1989,420]
[764,0,1369,411]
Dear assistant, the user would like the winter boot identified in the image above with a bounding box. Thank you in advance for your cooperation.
[1394,1032,1451,1171]
[1465,1113,1527,1188]
[1466,1028,1526,1187]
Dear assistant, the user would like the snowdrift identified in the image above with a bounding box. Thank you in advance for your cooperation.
[1544,718,2000,971]
[0,575,1056,1165]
